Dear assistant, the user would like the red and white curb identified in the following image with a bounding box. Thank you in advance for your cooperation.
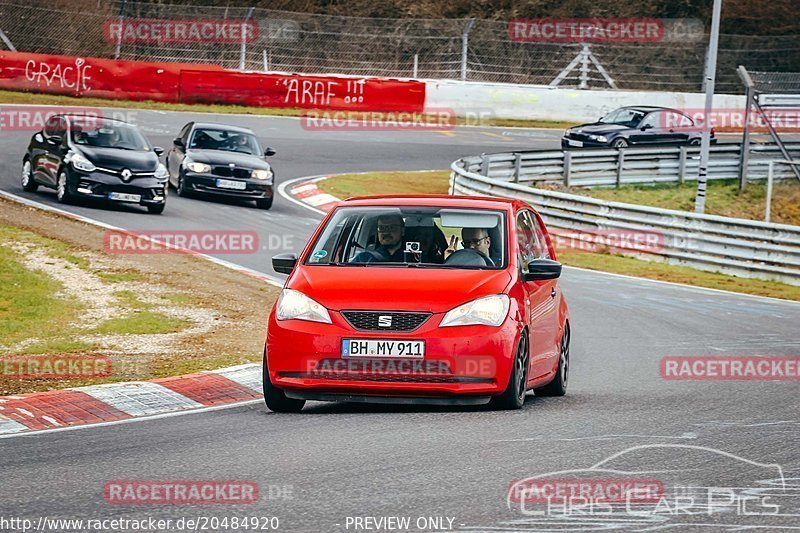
[286,176,338,213]
[0,364,263,435]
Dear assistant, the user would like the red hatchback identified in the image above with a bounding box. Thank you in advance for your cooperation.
[264,196,570,412]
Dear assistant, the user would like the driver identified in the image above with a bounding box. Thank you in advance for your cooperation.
[445,227,494,266]
[352,214,405,263]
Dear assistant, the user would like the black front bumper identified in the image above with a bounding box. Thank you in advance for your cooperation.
[68,169,166,206]
[183,172,273,199]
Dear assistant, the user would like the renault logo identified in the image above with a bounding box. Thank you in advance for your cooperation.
[378,316,392,328]
[120,168,132,182]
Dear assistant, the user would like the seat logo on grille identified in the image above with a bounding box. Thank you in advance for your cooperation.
[378,315,393,328]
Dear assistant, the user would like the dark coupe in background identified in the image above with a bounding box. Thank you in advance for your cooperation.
[166,122,277,209]
[21,114,168,214]
[562,106,715,149]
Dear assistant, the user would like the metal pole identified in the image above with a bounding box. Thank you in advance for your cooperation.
[765,161,774,223]
[739,87,754,190]
[0,28,16,52]
[114,0,126,60]
[693,0,722,214]
[460,18,475,81]
[263,49,268,71]
[579,44,590,89]
[239,7,255,71]
[413,54,418,78]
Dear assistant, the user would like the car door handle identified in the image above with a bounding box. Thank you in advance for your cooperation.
[551,289,557,299]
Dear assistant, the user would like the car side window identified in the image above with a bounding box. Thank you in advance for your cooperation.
[640,112,659,129]
[529,212,552,260]
[43,116,60,138]
[516,211,538,272]
[180,124,192,145]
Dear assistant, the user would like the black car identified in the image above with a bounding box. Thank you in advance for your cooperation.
[21,115,168,213]
[561,106,715,149]
[166,122,276,209]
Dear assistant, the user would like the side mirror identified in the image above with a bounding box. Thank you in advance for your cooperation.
[523,259,562,281]
[264,147,276,157]
[153,146,164,157]
[173,137,184,148]
[272,253,298,274]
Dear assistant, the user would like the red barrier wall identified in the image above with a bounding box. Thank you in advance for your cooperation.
[0,52,426,113]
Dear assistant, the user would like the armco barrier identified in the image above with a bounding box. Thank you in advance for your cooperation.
[461,144,800,187]
[0,51,426,113]
[450,154,800,286]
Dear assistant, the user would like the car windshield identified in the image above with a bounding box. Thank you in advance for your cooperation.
[600,108,646,127]
[305,206,506,269]
[189,128,262,155]
[69,118,150,151]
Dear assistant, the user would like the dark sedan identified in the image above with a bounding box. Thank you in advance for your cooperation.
[166,122,276,209]
[562,106,715,149]
[21,115,168,214]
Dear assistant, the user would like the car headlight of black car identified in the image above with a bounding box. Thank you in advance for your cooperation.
[251,168,273,182]
[563,129,571,138]
[588,134,608,143]
[154,163,168,180]
[70,153,96,173]
[183,159,211,174]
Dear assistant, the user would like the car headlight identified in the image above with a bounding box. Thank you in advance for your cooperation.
[588,134,607,143]
[275,289,332,324]
[440,294,510,328]
[563,129,571,138]
[70,153,96,173]
[251,168,273,181]
[183,159,211,173]
[154,163,168,179]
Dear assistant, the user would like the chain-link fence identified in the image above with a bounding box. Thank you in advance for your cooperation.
[1,0,799,92]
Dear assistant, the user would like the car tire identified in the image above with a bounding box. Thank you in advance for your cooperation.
[256,197,273,210]
[21,159,38,192]
[611,138,629,149]
[534,324,569,397]
[147,204,165,214]
[176,174,191,197]
[262,348,305,413]
[490,334,529,410]
[56,170,73,204]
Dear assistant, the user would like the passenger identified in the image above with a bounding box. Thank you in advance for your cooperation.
[352,214,406,263]
[445,227,494,266]
[409,225,447,264]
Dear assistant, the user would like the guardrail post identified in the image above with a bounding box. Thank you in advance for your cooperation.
[765,161,774,223]
[563,151,572,187]
[513,153,521,182]
[480,155,490,177]
[616,149,625,188]
[678,146,688,184]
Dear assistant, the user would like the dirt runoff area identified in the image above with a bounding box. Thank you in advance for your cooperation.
[0,196,280,394]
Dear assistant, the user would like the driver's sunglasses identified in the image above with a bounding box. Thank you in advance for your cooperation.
[377,224,402,232]
[464,236,489,246]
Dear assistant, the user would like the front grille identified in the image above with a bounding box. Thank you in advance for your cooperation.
[341,310,431,332]
[567,132,592,142]
[212,166,250,179]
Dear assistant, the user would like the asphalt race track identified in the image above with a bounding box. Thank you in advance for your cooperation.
[1,108,799,532]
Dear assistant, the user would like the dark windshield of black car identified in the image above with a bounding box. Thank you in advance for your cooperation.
[600,109,646,127]
[189,128,262,156]
[69,119,150,151]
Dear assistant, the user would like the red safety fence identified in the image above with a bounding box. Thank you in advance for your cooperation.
[0,51,426,113]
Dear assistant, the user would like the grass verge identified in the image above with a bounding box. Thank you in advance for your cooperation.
[317,171,800,301]
[0,89,574,129]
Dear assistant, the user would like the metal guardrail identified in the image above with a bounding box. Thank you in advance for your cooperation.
[450,149,800,286]
[462,143,800,188]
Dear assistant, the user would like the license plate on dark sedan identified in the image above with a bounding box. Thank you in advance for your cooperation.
[216,178,247,190]
[342,339,425,358]
[108,192,141,202]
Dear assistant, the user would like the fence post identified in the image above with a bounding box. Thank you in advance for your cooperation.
[460,18,475,81]
[678,146,688,184]
[413,54,419,78]
[765,160,774,223]
[563,151,572,187]
[616,149,625,188]
[480,155,490,176]
[113,0,127,60]
[513,153,521,182]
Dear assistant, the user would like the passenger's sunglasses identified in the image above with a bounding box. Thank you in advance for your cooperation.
[464,236,489,246]
[377,224,402,232]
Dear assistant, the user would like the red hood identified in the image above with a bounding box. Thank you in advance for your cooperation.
[288,266,512,313]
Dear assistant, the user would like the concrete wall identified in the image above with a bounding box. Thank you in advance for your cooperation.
[423,79,746,122]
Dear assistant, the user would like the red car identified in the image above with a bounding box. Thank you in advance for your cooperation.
[264,195,570,412]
